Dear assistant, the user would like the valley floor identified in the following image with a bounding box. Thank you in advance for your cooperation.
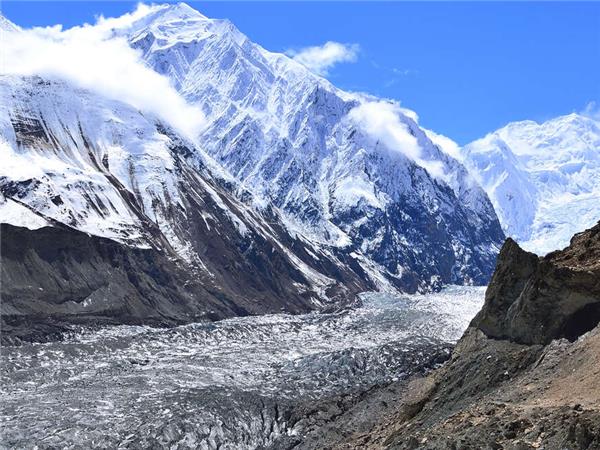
[0,287,484,449]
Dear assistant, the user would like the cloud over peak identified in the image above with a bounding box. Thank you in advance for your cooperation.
[0,4,205,140]
[348,100,448,181]
[287,41,359,76]
[582,101,600,121]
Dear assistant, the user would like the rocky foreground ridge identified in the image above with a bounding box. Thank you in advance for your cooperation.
[290,222,600,449]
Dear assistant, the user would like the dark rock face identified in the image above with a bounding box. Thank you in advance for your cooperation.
[337,193,504,293]
[472,222,600,345]
[0,223,365,344]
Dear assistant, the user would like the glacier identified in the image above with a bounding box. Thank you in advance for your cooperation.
[1,286,485,449]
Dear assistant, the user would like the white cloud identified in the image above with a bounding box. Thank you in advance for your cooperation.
[423,128,462,161]
[582,101,600,121]
[397,106,419,124]
[93,3,158,32]
[391,68,411,76]
[288,41,359,76]
[348,101,447,180]
[348,101,421,160]
[0,4,205,140]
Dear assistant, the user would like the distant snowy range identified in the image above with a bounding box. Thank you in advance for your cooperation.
[461,113,600,255]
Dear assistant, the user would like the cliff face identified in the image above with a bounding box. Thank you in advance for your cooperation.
[472,223,600,344]
[1,223,352,344]
[293,223,600,449]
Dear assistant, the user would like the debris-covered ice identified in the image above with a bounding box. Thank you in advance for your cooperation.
[1,286,484,449]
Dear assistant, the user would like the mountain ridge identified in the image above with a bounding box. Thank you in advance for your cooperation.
[462,112,600,255]
[0,74,374,342]
[122,2,505,290]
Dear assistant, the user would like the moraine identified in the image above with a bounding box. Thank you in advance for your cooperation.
[1,286,484,449]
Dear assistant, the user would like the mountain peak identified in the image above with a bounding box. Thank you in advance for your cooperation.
[501,112,597,134]
[463,109,600,255]
[0,1,506,297]
[150,2,208,22]
[122,3,252,48]
[550,111,598,129]
[0,14,20,33]
[106,2,209,39]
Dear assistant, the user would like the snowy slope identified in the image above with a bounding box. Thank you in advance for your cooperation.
[0,14,20,33]
[463,113,600,254]
[112,3,505,290]
[0,74,373,313]
[0,4,506,296]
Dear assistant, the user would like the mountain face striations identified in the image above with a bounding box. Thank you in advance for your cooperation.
[119,3,504,290]
[0,75,371,341]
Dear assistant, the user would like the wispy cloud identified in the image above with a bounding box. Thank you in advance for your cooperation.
[348,100,447,180]
[0,4,205,140]
[287,41,360,76]
[582,101,600,120]
[391,68,414,76]
[423,128,462,161]
[374,63,418,89]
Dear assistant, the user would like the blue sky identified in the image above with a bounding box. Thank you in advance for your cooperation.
[3,1,599,144]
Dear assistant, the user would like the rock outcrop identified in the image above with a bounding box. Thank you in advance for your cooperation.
[473,223,600,344]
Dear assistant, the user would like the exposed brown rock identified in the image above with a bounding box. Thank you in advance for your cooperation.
[472,222,600,345]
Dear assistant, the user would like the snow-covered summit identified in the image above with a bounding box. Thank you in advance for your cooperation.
[0,13,20,33]
[116,3,241,44]
[0,3,506,293]
[122,2,505,289]
[463,113,600,254]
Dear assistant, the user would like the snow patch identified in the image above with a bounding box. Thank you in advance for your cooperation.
[0,195,49,230]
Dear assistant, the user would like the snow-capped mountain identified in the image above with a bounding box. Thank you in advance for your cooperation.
[0,1,505,328]
[117,3,504,290]
[462,113,600,254]
[0,74,375,322]
[0,13,19,33]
